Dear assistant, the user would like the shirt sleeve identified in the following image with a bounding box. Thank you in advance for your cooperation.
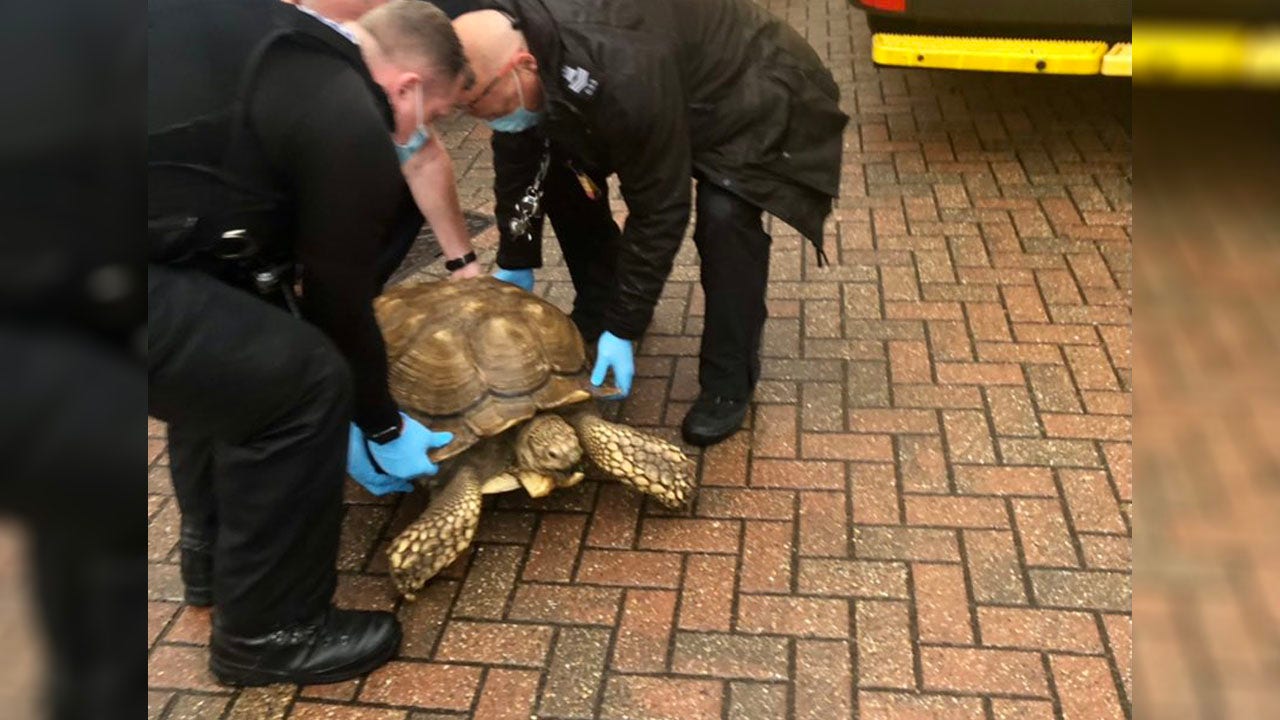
[596,49,692,340]
[249,46,405,432]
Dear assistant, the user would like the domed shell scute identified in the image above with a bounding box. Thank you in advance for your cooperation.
[373,277,593,457]
[519,299,585,372]
[387,325,488,417]
[468,315,549,396]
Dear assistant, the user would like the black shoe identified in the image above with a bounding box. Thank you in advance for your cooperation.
[210,608,401,687]
[179,528,214,607]
[681,393,750,447]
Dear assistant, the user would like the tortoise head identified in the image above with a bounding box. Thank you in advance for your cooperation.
[515,414,583,473]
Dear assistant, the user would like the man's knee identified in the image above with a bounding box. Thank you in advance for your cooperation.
[695,184,759,232]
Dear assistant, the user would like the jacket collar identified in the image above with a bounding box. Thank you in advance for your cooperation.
[488,1,604,168]
[491,0,569,113]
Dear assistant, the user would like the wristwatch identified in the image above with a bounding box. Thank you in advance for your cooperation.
[445,251,477,272]
[365,417,403,445]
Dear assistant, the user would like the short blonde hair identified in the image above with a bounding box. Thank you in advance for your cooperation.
[358,0,470,85]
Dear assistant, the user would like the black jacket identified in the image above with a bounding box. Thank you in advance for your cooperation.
[149,0,411,431]
[491,0,847,339]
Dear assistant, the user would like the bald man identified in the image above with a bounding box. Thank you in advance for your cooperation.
[454,1,847,447]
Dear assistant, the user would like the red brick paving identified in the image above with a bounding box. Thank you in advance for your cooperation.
[147,1,1134,717]
[1131,102,1280,718]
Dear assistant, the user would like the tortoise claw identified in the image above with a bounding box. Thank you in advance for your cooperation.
[588,384,626,401]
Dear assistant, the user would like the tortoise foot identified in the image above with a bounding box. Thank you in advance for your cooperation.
[573,414,695,508]
[387,466,483,600]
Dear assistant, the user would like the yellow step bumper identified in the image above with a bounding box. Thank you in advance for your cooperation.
[871,34,1121,76]
[1134,23,1280,86]
[1102,42,1132,77]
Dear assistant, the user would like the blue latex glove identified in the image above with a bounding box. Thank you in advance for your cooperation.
[346,424,413,496]
[590,331,635,397]
[365,413,454,480]
[492,267,535,292]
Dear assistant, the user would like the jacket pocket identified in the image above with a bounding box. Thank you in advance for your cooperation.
[755,64,846,196]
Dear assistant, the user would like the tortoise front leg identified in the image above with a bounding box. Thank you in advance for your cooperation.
[567,412,695,509]
[387,463,484,601]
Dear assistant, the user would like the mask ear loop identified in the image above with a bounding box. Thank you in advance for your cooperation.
[414,82,425,131]
[512,68,528,111]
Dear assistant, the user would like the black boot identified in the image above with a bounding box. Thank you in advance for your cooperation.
[681,393,750,447]
[210,608,401,687]
[179,525,214,607]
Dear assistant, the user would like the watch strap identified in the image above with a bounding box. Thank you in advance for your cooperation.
[445,251,478,272]
[365,419,402,444]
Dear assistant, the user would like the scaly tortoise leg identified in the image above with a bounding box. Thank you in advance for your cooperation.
[387,464,483,601]
[568,412,695,508]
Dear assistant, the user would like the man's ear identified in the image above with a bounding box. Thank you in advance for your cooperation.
[516,50,539,73]
[394,71,422,100]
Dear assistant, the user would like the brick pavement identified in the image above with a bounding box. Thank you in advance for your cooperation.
[1131,100,1280,720]
[147,1,1133,717]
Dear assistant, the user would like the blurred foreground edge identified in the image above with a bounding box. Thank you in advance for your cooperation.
[1135,85,1280,719]
[0,1,147,719]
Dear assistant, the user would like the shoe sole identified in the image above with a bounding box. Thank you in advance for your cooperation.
[210,630,401,687]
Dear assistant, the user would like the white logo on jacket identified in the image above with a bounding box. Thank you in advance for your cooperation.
[561,66,598,96]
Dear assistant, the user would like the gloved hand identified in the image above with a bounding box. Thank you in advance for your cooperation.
[590,331,635,397]
[346,424,413,496]
[364,413,454,480]
[492,266,535,292]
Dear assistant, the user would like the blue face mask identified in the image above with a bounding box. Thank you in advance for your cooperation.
[488,107,542,134]
[395,126,429,164]
[395,85,430,164]
[488,70,542,133]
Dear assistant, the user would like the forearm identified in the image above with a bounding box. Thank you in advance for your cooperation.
[605,181,690,340]
[404,136,474,263]
[605,226,683,340]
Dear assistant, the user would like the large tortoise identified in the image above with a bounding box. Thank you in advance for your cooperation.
[375,276,695,599]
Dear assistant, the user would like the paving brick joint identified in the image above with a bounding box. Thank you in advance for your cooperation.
[148,1,1132,717]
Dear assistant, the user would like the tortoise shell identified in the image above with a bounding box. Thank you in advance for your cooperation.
[375,277,593,462]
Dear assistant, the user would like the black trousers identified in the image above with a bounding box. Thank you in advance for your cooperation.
[148,264,350,634]
[166,196,419,615]
[497,141,771,398]
[0,328,145,720]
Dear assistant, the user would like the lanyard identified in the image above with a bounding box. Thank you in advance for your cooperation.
[509,140,551,240]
